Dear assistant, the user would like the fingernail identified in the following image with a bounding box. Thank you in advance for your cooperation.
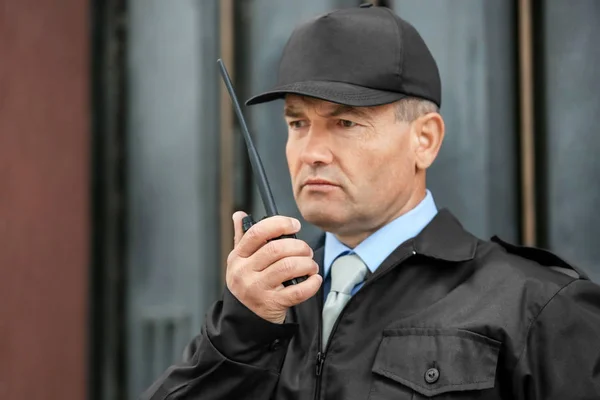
[293,219,301,230]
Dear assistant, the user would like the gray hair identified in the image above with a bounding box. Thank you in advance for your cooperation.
[394,97,439,122]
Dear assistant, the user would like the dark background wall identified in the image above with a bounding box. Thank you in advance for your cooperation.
[391,0,519,243]
[0,0,90,399]
[541,0,600,283]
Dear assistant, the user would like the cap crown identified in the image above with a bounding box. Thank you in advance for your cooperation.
[277,6,441,106]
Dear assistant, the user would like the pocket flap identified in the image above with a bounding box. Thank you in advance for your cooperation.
[372,328,500,397]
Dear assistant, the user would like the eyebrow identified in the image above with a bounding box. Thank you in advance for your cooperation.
[284,106,305,118]
[284,104,374,122]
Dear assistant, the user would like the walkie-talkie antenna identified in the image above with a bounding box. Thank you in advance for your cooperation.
[217,59,279,217]
[218,58,304,287]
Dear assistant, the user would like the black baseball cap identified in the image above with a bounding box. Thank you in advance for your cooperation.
[246,4,441,108]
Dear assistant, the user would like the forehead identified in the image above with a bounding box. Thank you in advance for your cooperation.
[283,94,387,120]
[284,95,340,111]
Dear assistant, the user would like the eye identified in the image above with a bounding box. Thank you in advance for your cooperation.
[338,119,358,128]
[288,120,308,129]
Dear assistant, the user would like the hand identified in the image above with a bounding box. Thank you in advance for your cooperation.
[226,211,323,324]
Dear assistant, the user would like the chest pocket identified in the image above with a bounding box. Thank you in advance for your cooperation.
[368,328,500,399]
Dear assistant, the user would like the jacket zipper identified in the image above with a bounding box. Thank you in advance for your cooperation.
[312,247,416,400]
[315,351,325,376]
[314,272,324,400]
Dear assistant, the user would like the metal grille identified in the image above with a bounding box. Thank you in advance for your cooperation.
[141,312,192,386]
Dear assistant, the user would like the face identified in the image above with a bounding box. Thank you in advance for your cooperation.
[284,95,430,243]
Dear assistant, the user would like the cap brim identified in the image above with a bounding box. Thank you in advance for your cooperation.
[245,80,407,107]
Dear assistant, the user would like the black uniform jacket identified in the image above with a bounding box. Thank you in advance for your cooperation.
[140,209,600,399]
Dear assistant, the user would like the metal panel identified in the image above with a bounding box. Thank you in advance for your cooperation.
[542,0,600,282]
[238,0,361,243]
[391,0,519,241]
[127,0,221,398]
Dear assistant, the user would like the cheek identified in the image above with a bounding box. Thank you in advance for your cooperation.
[363,140,414,191]
[285,140,300,178]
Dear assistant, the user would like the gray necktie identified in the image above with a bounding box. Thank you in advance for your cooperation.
[322,254,368,350]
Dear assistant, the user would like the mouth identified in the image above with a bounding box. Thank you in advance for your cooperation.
[301,179,341,193]
[302,178,338,187]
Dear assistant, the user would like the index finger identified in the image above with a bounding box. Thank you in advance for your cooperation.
[235,215,301,258]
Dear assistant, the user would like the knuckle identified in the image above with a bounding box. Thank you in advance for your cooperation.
[232,260,252,283]
[309,260,319,274]
[245,225,263,242]
[226,250,237,265]
[291,239,312,256]
[228,267,243,288]
[292,287,306,303]
[280,257,296,274]
[265,241,282,258]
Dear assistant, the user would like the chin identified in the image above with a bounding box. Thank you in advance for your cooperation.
[299,203,347,232]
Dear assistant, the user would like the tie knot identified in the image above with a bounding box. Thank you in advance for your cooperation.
[330,254,368,294]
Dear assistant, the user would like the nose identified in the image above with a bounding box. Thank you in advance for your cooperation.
[299,127,333,166]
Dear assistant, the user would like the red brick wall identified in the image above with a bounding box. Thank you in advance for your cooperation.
[0,1,89,398]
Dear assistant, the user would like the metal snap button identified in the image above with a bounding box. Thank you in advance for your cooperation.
[425,367,440,384]
[269,339,281,351]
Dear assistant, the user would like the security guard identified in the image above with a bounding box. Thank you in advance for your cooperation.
[141,5,600,399]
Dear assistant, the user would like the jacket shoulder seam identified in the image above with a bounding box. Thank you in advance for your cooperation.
[511,278,578,373]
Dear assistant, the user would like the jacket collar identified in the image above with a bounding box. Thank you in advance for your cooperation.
[311,234,326,275]
[412,208,477,262]
[310,208,476,268]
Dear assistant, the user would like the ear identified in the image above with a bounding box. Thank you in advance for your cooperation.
[413,112,445,170]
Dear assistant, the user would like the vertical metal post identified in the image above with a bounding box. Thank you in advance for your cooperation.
[518,0,536,246]
[220,0,235,283]
[91,0,128,398]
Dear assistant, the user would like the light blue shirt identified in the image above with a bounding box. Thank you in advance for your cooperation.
[323,189,438,297]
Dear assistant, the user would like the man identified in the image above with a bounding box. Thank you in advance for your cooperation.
[141,5,600,399]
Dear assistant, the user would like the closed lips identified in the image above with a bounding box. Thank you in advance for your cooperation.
[303,179,338,186]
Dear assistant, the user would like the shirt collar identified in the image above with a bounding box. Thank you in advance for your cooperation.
[324,189,439,278]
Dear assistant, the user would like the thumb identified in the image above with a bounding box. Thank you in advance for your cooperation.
[232,211,249,248]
